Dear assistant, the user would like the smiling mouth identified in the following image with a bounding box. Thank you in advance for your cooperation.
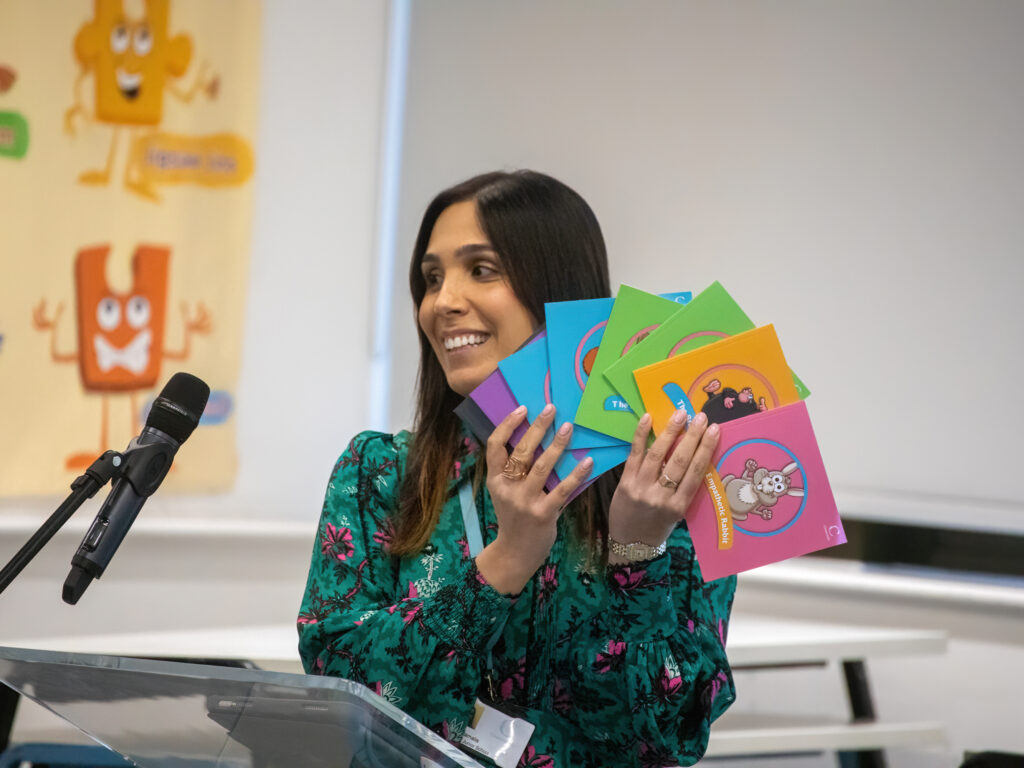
[444,333,489,352]
[116,68,142,100]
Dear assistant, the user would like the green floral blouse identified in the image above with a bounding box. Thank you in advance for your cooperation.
[297,430,736,767]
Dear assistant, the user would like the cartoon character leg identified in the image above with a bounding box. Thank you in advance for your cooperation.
[65,393,110,470]
[124,129,161,201]
[78,127,121,186]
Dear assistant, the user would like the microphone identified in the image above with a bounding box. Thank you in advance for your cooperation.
[62,372,210,605]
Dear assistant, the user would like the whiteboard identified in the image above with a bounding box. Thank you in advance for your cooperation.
[386,0,1024,535]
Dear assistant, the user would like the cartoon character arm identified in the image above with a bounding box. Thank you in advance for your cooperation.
[32,300,77,363]
[758,396,767,412]
[167,58,219,103]
[163,301,211,361]
[64,17,106,137]
[63,69,93,138]
[742,458,758,479]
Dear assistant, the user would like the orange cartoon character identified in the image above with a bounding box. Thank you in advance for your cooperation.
[64,0,219,199]
[34,245,211,469]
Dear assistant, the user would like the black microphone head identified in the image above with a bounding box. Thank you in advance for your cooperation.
[146,372,210,443]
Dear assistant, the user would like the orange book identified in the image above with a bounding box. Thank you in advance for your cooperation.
[634,325,801,435]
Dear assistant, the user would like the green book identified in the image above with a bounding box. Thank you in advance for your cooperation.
[604,281,811,421]
[574,285,687,442]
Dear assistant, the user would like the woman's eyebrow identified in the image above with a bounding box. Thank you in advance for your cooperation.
[421,244,498,265]
[455,243,497,257]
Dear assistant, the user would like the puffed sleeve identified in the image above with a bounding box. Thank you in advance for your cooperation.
[297,432,514,737]
[556,525,736,766]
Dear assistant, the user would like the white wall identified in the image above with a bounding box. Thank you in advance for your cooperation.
[386,0,1024,537]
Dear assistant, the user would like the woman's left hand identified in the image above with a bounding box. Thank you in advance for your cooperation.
[607,409,720,560]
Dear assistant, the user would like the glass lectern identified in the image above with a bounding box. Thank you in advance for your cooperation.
[0,646,484,768]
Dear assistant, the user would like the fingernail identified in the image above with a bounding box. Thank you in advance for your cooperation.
[708,423,719,436]
[558,421,573,437]
[671,409,688,425]
[581,456,594,471]
[639,413,651,427]
[513,405,527,416]
[541,403,555,417]
[693,412,707,427]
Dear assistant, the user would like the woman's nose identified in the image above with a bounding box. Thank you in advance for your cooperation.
[433,273,468,314]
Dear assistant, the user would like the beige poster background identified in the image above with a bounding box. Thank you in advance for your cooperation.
[0,0,260,494]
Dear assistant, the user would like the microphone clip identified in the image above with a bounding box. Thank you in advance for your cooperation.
[70,450,125,496]
[118,439,177,498]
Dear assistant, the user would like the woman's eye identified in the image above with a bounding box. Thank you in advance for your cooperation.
[472,263,498,278]
[423,271,442,289]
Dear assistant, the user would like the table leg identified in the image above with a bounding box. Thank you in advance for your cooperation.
[0,685,18,753]
[837,659,886,768]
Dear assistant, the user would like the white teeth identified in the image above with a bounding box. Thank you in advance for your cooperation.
[444,333,487,351]
[116,68,142,90]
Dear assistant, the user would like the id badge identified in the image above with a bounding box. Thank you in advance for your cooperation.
[458,698,536,768]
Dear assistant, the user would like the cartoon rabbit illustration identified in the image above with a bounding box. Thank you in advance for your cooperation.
[722,458,804,521]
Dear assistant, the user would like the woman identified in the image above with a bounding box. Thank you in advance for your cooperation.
[298,170,735,768]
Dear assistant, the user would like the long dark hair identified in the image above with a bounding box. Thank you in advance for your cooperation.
[391,170,618,557]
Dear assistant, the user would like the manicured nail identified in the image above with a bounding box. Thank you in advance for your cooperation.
[541,403,555,417]
[707,423,719,436]
[639,413,651,427]
[671,409,688,425]
[693,412,707,427]
[581,456,594,471]
[558,421,573,437]
[513,405,527,416]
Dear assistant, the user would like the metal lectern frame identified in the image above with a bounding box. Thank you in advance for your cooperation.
[0,645,483,768]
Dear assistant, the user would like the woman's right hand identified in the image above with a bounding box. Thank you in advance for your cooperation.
[474,404,594,595]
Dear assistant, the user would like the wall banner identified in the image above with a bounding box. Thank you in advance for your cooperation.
[0,0,261,494]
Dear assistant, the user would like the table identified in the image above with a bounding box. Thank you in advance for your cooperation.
[710,616,947,765]
[1,616,947,765]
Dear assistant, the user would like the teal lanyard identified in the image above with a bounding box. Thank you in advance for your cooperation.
[458,480,485,557]
[457,479,507,701]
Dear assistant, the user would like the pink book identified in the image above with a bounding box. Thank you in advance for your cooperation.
[686,401,845,582]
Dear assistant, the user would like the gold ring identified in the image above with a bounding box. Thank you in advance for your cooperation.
[658,472,680,490]
[502,455,531,480]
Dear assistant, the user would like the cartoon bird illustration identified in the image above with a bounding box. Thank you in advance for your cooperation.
[64,0,219,200]
[33,244,211,469]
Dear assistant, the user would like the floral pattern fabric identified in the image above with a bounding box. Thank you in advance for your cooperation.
[298,431,736,768]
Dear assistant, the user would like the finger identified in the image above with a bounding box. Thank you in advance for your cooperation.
[508,403,557,465]
[486,405,528,471]
[622,413,652,479]
[523,419,574,494]
[638,407,690,484]
[662,412,709,486]
[674,422,721,505]
[543,455,595,516]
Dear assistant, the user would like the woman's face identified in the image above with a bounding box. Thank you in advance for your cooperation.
[417,200,536,397]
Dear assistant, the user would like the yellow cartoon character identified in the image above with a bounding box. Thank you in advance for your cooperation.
[64,0,219,199]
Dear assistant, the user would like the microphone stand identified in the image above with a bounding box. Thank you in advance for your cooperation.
[0,450,123,597]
